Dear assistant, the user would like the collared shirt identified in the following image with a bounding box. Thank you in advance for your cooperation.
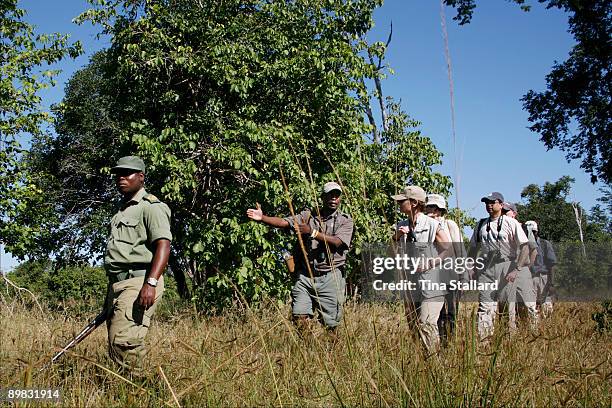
[284,208,353,273]
[104,188,172,272]
[469,215,528,260]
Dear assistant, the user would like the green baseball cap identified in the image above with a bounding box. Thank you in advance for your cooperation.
[111,156,146,173]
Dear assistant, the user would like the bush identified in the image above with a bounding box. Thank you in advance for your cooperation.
[592,301,612,333]
[6,260,183,317]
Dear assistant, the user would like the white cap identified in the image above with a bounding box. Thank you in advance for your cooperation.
[426,194,447,210]
[322,181,342,194]
[525,220,538,231]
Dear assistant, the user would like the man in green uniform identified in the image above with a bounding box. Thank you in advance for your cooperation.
[104,156,172,371]
[246,182,353,329]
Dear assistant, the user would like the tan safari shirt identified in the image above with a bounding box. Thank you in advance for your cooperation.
[104,188,172,273]
[284,209,353,273]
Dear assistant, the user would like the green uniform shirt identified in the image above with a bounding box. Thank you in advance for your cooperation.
[104,188,172,273]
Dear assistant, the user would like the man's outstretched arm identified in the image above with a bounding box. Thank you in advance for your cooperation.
[247,203,290,229]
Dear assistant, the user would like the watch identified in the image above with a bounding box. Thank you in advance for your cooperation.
[146,277,158,287]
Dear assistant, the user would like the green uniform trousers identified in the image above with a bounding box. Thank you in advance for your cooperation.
[104,276,164,371]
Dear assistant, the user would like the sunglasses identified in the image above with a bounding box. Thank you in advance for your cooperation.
[113,169,140,177]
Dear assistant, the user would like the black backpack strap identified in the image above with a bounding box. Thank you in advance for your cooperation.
[476,218,486,243]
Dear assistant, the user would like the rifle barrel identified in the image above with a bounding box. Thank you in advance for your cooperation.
[47,310,108,366]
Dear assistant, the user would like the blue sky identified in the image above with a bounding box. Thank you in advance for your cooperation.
[368,1,603,217]
[0,0,605,272]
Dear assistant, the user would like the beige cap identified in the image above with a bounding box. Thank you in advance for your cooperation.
[322,181,342,194]
[391,185,426,202]
[426,194,447,210]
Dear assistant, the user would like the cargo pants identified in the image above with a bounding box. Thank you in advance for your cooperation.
[498,266,538,332]
[104,276,164,371]
[292,269,345,328]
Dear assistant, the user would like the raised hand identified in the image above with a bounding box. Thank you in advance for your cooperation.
[247,202,263,221]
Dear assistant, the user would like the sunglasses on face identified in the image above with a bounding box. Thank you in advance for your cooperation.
[114,169,140,177]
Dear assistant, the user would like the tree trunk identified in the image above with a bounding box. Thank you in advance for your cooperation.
[168,255,191,299]
[572,202,586,257]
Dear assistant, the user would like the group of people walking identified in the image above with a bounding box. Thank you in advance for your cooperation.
[391,187,557,351]
[246,182,557,352]
[101,155,556,372]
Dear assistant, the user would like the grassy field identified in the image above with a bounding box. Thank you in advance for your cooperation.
[1,295,610,407]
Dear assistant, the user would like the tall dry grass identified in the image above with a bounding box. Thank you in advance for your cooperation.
[1,293,610,407]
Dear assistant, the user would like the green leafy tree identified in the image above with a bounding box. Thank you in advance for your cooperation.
[521,1,611,184]
[0,0,81,258]
[16,0,452,309]
[516,177,610,297]
[517,175,610,242]
[444,0,531,25]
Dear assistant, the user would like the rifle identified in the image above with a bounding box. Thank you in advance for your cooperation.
[41,309,108,370]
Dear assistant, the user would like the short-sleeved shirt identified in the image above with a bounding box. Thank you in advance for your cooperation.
[283,209,353,273]
[532,238,557,275]
[104,188,172,272]
[469,215,528,260]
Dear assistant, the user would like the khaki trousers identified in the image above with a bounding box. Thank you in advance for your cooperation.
[105,276,164,371]
[499,266,538,332]
[477,261,510,340]
[404,295,445,352]
[533,274,553,317]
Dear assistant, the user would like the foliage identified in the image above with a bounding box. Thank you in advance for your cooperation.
[7,260,106,307]
[0,0,81,258]
[444,0,531,25]
[588,186,612,239]
[444,0,611,184]
[24,51,120,265]
[517,176,610,242]
[516,177,610,296]
[522,0,611,184]
[6,259,183,316]
[11,0,452,310]
[552,241,611,300]
[592,301,612,332]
